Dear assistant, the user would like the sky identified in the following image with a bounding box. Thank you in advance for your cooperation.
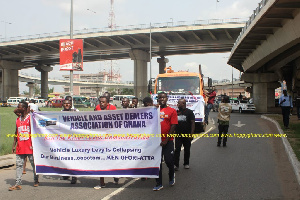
[0,0,262,94]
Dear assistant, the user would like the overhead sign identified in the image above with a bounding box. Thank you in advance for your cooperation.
[31,107,161,178]
[59,39,83,71]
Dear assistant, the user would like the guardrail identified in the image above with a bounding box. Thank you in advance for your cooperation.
[232,0,270,51]
[1,18,246,43]
[18,72,133,85]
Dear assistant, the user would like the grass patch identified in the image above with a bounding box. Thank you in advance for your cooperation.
[267,114,300,161]
[0,106,95,156]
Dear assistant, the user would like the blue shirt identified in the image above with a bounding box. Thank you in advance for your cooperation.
[279,95,293,107]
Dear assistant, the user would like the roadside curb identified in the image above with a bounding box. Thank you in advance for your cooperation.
[0,154,15,168]
[261,115,300,186]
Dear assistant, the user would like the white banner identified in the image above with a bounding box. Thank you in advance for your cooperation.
[31,107,161,178]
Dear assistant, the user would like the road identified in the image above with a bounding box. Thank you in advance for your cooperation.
[1,112,300,200]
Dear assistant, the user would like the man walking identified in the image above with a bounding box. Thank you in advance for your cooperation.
[204,87,216,125]
[279,90,293,129]
[217,96,232,147]
[174,99,195,170]
[94,96,117,189]
[9,102,39,191]
[153,92,178,191]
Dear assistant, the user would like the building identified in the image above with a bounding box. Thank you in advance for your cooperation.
[63,70,121,96]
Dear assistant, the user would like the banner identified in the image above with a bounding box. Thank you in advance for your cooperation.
[31,107,161,178]
[59,39,83,71]
[152,94,205,122]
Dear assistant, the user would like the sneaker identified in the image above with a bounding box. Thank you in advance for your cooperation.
[94,184,105,190]
[153,185,163,191]
[217,142,221,147]
[94,185,101,190]
[8,185,22,191]
[184,165,190,169]
[71,177,77,184]
[34,181,39,187]
[223,142,227,147]
[169,177,175,186]
[174,165,179,171]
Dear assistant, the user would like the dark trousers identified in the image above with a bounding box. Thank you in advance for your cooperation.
[218,124,229,144]
[281,106,291,127]
[174,137,191,167]
[156,140,174,185]
[297,106,300,119]
[205,103,213,124]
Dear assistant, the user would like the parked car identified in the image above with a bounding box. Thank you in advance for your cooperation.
[0,100,11,107]
[51,98,64,108]
[73,96,91,108]
[230,99,256,113]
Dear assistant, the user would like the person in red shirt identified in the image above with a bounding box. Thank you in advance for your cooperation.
[204,87,216,125]
[9,102,39,191]
[153,92,178,191]
[94,92,116,111]
[94,96,117,189]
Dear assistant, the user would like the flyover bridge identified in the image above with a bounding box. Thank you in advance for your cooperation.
[228,0,300,113]
[0,19,245,100]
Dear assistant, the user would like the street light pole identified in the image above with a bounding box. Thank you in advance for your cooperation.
[232,66,234,99]
[70,0,74,96]
[1,21,12,41]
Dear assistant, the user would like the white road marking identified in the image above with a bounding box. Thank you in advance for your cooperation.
[232,121,245,128]
[102,126,215,200]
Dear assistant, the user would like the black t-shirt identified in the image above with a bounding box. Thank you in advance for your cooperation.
[175,108,195,134]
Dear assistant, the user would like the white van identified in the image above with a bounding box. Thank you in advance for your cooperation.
[33,99,47,107]
[113,95,135,108]
[7,97,27,107]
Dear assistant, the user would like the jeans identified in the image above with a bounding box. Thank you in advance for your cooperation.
[156,140,174,185]
[16,154,38,185]
[174,137,191,167]
[205,104,213,124]
[281,106,291,127]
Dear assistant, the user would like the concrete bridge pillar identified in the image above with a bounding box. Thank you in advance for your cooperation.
[26,82,35,98]
[0,61,23,100]
[242,73,280,113]
[35,65,53,99]
[157,56,169,74]
[129,49,150,99]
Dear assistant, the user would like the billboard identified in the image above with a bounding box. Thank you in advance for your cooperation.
[60,39,83,71]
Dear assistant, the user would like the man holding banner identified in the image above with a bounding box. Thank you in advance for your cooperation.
[9,102,39,191]
[154,92,178,191]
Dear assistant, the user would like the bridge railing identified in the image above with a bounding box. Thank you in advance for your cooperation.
[232,0,270,51]
[1,18,246,43]
[18,72,132,85]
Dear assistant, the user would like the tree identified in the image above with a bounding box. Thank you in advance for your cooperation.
[22,90,29,95]
[120,88,134,95]
[48,87,54,94]
[107,88,117,96]
[34,85,41,96]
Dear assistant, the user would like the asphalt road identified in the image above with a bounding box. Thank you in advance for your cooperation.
[1,112,300,200]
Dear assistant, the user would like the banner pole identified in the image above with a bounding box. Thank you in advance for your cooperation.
[70,0,74,96]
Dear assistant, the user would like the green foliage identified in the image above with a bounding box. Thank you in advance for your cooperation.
[34,84,41,95]
[48,87,54,93]
[120,88,134,95]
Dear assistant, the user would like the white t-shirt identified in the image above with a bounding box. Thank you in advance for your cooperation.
[29,103,39,112]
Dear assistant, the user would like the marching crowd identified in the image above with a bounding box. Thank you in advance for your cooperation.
[8,90,232,192]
